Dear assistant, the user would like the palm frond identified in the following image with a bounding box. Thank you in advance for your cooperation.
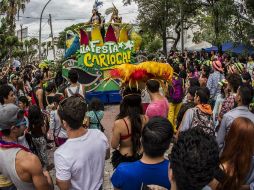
[105,7,114,15]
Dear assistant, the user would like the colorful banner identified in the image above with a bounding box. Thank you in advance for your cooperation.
[78,40,134,70]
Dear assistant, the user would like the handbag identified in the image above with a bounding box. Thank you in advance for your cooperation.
[94,111,105,132]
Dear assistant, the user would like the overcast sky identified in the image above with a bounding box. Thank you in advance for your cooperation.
[16,0,138,41]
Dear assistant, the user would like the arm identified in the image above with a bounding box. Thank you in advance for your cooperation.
[54,152,71,190]
[25,154,53,190]
[111,121,121,149]
[64,88,68,98]
[49,112,55,129]
[106,147,110,160]
[178,109,193,133]
[36,89,44,110]
[216,116,228,150]
[56,179,71,190]
[82,84,86,98]
[240,185,250,190]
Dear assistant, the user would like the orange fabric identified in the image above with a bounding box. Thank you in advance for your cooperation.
[196,104,213,115]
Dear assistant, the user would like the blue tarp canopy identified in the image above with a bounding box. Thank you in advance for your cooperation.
[205,42,254,54]
[204,46,218,52]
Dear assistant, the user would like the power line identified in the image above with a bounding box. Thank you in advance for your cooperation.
[18,15,85,21]
[17,11,138,21]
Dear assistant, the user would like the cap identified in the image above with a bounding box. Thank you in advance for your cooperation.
[0,104,23,131]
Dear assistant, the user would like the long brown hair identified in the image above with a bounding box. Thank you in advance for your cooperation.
[217,117,254,190]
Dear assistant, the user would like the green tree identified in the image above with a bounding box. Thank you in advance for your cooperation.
[0,0,30,64]
[0,0,30,33]
[146,38,163,53]
[124,0,201,54]
[196,0,254,47]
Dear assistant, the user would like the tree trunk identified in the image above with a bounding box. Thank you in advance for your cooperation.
[172,22,181,51]
[162,29,168,56]
[213,8,222,52]
[9,0,15,34]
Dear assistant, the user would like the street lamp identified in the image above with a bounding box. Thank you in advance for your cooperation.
[39,0,52,61]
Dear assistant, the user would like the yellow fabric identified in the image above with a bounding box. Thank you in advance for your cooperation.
[118,27,128,43]
[0,174,13,187]
[91,26,104,46]
[168,102,182,132]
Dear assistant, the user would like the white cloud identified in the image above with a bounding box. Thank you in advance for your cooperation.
[16,0,138,41]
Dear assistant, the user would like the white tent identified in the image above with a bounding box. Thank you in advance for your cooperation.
[186,41,212,51]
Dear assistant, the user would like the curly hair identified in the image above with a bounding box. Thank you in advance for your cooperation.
[171,128,219,190]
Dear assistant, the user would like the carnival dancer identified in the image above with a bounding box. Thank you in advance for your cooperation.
[111,117,173,190]
[111,87,149,169]
[106,4,122,40]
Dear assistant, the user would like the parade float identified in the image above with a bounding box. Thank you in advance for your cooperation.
[62,0,173,103]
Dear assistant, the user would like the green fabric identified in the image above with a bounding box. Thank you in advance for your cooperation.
[86,110,104,129]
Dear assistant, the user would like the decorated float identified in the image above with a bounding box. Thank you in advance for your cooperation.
[62,0,172,103]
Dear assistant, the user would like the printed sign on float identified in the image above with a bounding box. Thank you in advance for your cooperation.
[79,40,134,70]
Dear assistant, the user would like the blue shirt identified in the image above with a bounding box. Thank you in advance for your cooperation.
[217,106,254,150]
[111,160,170,190]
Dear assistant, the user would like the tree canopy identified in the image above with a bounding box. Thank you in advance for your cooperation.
[124,0,254,53]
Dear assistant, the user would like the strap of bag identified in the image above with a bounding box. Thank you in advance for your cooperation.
[93,111,105,132]
[67,85,80,96]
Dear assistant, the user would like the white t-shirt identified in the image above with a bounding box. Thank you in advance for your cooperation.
[54,129,109,190]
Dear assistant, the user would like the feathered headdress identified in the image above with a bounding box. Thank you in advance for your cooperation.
[110,61,174,89]
[93,0,103,10]
[105,3,118,15]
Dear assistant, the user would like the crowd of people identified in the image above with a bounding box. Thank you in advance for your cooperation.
[0,49,254,190]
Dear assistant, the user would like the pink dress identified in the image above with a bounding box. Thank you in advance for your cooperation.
[146,97,169,119]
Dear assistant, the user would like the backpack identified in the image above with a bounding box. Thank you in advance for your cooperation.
[169,77,184,103]
[191,108,215,136]
[67,84,84,98]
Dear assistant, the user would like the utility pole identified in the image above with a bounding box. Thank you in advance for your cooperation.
[20,24,23,42]
[49,14,56,60]
[39,0,52,61]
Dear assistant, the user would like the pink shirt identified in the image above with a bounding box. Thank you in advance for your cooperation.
[146,98,169,119]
